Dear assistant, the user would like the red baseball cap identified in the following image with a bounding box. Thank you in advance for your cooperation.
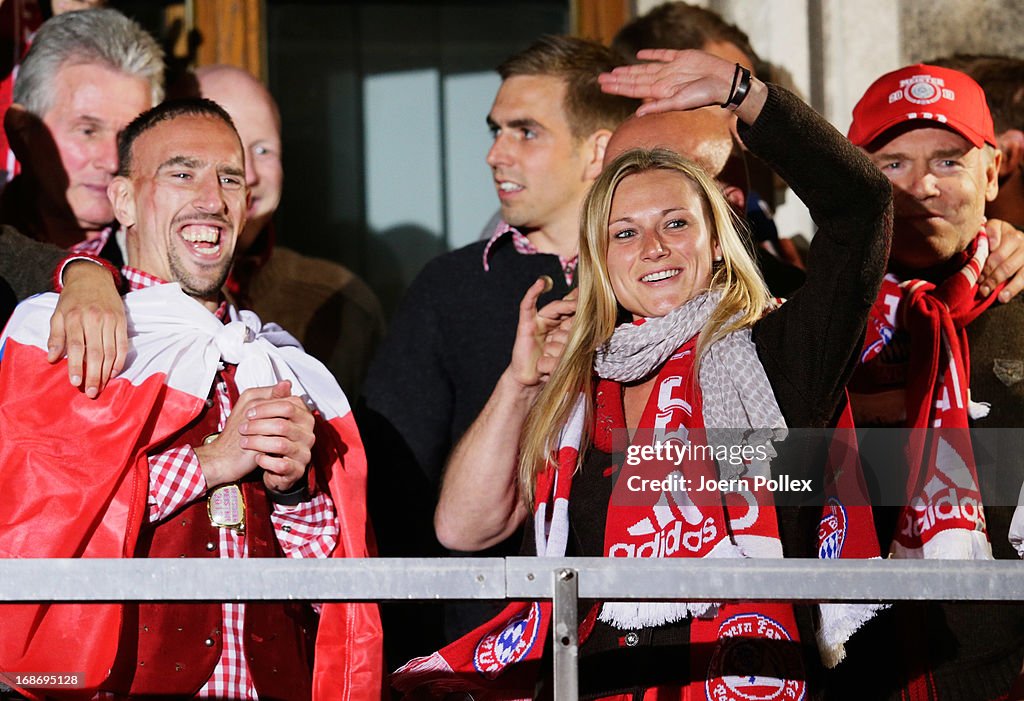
[848,64,996,149]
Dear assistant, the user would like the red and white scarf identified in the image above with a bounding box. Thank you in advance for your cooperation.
[814,401,886,667]
[852,232,998,559]
[394,291,808,700]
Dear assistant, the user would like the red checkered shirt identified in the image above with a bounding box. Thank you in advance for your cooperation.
[122,266,339,700]
[481,220,578,286]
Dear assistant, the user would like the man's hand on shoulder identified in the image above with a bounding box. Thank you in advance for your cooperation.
[48,259,127,398]
[980,219,1024,303]
[196,380,314,493]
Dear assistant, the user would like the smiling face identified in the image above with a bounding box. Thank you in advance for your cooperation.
[485,74,598,238]
[606,169,721,320]
[39,61,151,234]
[868,126,999,270]
[111,114,247,308]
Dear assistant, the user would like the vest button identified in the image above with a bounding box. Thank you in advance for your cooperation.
[624,632,639,647]
[205,398,215,408]
[204,638,215,647]
[206,542,216,551]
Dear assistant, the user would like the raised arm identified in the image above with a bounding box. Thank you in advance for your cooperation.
[736,81,892,429]
[603,49,893,429]
[599,48,769,130]
[0,224,128,397]
[434,277,576,551]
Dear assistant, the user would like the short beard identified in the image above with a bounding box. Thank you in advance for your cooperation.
[168,253,231,301]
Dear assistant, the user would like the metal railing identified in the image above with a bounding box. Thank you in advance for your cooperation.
[1,557,1022,700]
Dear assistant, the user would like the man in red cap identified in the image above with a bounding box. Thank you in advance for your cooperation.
[833,63,1024,701]
[848,64,1002,279]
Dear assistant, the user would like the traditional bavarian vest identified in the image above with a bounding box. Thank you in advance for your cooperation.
[104,365,317,699]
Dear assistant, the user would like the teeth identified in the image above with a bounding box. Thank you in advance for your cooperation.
[642,269,680,283]
[498,182,523,192]
[181,225,219,244]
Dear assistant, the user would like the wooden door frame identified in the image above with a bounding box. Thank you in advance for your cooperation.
[190,0,265,79]
[572,0,632,45]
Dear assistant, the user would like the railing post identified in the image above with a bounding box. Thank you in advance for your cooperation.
[552,567,579,701]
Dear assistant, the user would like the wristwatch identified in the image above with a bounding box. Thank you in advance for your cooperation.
[265,471,311,506]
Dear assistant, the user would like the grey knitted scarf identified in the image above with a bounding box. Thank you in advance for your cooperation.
[594,288,787,478]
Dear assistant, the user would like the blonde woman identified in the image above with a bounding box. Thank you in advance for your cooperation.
[410,51,892,698]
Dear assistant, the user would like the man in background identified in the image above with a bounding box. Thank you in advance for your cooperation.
[0,8,160,393]
[0,8,162,253]
[834,62,1024,700]
[612,0,762,73]
[196,64,385,398]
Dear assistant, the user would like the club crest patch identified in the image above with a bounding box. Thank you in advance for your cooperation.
[818,497,848,559]
[473,602,541,679]
[888,74,955,106]
[706,613,806,701]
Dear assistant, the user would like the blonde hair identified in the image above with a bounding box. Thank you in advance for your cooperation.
[518,148,771,504]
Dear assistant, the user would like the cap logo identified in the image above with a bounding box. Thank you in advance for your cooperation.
[889,75,955,106]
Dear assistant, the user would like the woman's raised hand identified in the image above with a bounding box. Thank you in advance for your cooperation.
[508,276,578,388]
[599,49,768,125]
